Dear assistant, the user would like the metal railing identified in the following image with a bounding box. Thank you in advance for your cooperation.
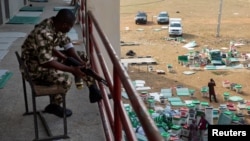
[78,0,163,140]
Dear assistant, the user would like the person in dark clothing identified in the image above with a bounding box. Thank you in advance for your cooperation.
[208,78,217,102]
[198,114,208,141]
[189,119,199,141]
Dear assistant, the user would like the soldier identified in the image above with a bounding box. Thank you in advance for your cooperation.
[208,78,218,103]
[21,9,102,118]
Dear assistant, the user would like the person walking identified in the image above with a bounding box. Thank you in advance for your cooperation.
[208,78,217,103]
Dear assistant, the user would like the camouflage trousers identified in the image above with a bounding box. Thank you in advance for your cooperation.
[33,51,93,105]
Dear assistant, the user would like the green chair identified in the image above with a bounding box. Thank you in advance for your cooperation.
[200,86,209,97]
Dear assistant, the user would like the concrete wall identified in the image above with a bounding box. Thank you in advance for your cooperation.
[0,0,120,76]
[0,0,7,24]
[0,0,26,25]
[8,0,24,17]
[88,0,120,75]
[0,0,3,24]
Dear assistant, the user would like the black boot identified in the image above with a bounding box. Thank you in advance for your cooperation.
[214,95,218,103]
[44,104,72,118]
[88,83,102,103]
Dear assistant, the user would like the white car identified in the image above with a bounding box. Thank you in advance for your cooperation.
[168,18,183,36]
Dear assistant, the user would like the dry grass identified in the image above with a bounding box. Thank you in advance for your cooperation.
[120,0,250,123]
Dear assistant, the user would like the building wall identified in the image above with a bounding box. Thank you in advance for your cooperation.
[0,0,120,75]
[8,0,24,17]
[0,0,26,25]
[88,0,120,74]
[0,1,3,24]
[0,0,6,24]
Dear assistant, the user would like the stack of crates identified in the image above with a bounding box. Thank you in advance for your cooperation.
[223,92,230,101]
[170,125,182,137]
[200,86,209,97]
[247,107,250,115]
[222,80,231,88]
[192,100,200,110]
[180,107,189,117]
[161,132,170,141]
[139,91,149,103]
[180,124,190,141]
[180,107,189,125]
[219,104,228,113]
[167,64,173,73]
[199,102,209,111]
[246,101,250,115]
[234,84,242,93]
[230,83,243,93]
[213,108,220,119]
[172,115,182,125]
[189,89,195,98]
[186,104,196,125]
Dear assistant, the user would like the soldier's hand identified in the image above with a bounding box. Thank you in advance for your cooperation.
[72,66,86,78]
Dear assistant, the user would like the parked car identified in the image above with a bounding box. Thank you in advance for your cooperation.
[135,11,147,24]
[157,11,169,24]
[168,18,183,37]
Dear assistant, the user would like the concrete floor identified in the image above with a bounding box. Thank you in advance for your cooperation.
[0,0,105,140]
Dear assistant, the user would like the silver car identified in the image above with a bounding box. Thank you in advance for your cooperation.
[157,11,169,24]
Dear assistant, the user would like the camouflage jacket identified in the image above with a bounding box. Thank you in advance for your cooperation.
[21,17,71,79]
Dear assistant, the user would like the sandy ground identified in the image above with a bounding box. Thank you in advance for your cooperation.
[120,0,250,123]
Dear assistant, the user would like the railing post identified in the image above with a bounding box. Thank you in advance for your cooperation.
[113,71,122,140]
[79,0,86,38]
[79,5,164,140]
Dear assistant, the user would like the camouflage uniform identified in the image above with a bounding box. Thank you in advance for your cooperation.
[21,17,86,105]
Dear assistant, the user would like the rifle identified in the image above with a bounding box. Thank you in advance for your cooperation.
[65,57,108,86]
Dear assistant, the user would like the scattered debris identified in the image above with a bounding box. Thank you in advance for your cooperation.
[125,27,130,31]
[167,64,174,73]
[183,41,197,49]
[136,28,144,31]
[121,41,139,46]
[156,70,165,74]
[126,50,136,56]
[161,26,168,30]
[153,28,161,32]
[182,71,195,75]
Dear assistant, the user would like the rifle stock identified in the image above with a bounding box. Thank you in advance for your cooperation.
[65,57,108,86]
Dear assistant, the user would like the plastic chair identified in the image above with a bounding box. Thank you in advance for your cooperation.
[200,86,209,97]
[167,64,173,73]
[15,51,69,141]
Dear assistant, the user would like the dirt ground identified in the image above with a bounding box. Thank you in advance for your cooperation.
[120,0,250,123]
